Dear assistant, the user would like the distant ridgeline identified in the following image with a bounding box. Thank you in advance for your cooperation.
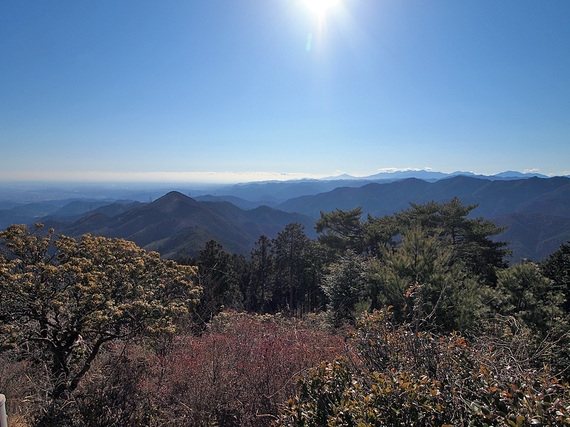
[0,175,569,261]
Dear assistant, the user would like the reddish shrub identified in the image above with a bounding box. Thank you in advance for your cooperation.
[154,311,344,426]
[1,312,343,426]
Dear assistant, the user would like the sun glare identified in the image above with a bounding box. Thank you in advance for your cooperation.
[305,0,341,17]
[303,0,343,50]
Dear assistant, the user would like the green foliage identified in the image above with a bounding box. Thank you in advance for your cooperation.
[495,262,566,333]
[311,198,510,330]
[194,240,243,324]
[321,251,368,326]
[541,241,570,312]
[492,262,570,375]
[315,207,365,255]
[371,225,486,332]
[183,224,328,318]
[362,214,398,257]
[272,223,326,314]
[395,197,510,286]
[316,198,510,287]
[0,224,199,422]
[279,309,570,426]
[248,235,275,312]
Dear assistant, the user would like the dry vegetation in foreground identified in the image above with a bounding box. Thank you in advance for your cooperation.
[0,311,344,426]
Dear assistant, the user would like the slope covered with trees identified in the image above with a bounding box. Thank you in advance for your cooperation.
[277,176,570,261]
[43,191,316,258]
[277,176,570,220]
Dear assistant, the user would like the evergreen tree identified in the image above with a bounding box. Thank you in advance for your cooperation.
[362,214,398,257]
[272,223,325,314]
[321,250,367,326]
[493,261,569,374]
[541,241,570,313]
[315,207,365,256]
[378,225,485,332]
[395,198,510,286]
[194,240,242,323]
[495,262,566,335]
[247,235,274,312]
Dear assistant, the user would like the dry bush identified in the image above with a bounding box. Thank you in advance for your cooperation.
[0,352,48,426]
[155,311,344,426]
[0,312,343,426]
[47,311,343,426]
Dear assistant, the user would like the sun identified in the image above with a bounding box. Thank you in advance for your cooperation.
[301,0,345,51]
[305,0,341,17]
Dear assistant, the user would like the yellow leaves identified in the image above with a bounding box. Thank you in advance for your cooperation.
[1,225,200,344]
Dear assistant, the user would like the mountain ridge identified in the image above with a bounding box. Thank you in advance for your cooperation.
[277,176,570,220]
[42,191,316,258]
[201,170,562,204]
[2,176,569,262]
[274,176,570,261]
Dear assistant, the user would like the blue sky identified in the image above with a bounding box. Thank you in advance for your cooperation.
[1,0,569,183]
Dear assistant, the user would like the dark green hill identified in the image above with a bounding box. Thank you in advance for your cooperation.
[43,191,315,258]
[493,213,570,262]
[276,176,570,261]
[278,176,570,219]
[194,194,260,210]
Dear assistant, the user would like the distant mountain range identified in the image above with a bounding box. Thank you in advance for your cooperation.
[325,169,551,181]
[1,172,569,261]
[0,199,141,230]
[194,170,561,205]
[276,176,570,219]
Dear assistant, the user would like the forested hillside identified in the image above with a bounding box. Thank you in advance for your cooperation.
[199,170,554,204]
[42,191,316,257]
[277,176,570,219]
[276,176,570,261]
[1,198,569,425]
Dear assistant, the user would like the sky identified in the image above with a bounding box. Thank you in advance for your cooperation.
[1,0,569,183]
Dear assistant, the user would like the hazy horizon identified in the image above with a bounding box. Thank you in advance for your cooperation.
[1,168,569,188]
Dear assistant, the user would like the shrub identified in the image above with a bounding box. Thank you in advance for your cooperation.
[278,309,570,426]
[54,311,343,426]
[158,311,344,426]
